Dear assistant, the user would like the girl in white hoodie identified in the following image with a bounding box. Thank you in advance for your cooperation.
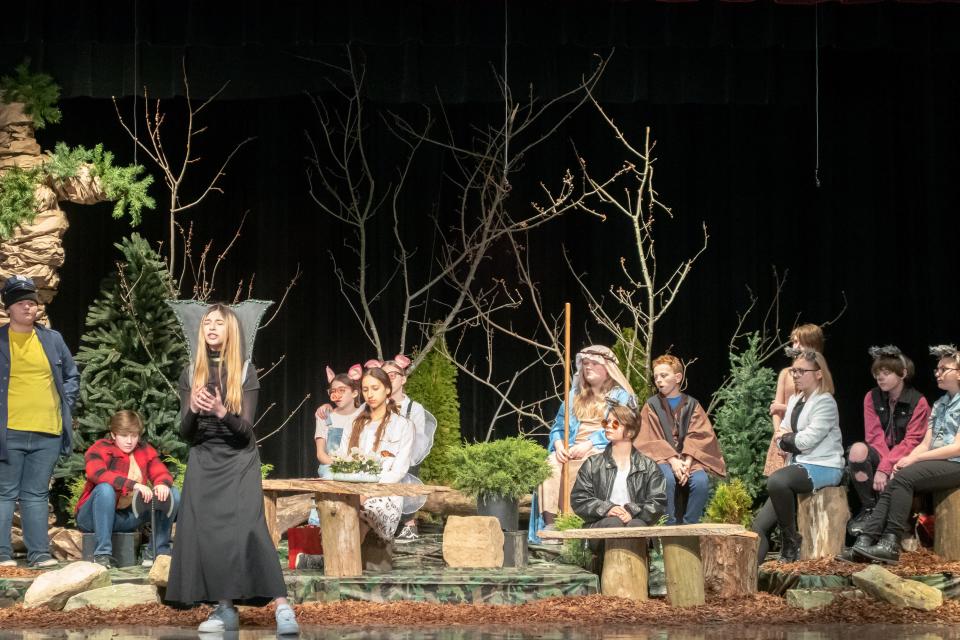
[752,349,844,564]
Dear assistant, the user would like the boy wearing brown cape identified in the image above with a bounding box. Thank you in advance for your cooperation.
[634,355,726,524]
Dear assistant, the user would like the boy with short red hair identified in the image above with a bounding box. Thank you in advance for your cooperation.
[75,410,179,568]
[634,354,725,525]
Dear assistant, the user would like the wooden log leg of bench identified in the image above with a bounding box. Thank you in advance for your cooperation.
[317,492,362,577]
[263,490,280,549]
[935,489,960,561]
[662,536,705,607]
[601,538,648,601]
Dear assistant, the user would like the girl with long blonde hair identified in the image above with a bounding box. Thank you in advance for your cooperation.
[166,304,298,636]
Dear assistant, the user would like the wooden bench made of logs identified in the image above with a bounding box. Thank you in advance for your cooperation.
[538,523,752,607]
[262,478,450,577]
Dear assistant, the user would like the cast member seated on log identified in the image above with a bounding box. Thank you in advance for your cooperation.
[75,410,179,569]
[570,402,667,554]
[528,345,635,544]
[845,346,930,537]
[846,345,960,565]
[315,365,362,478]
[752,349,843,564]
[0,276,80,570]
[634,354,726,525]
[377,356,435,543]
[765,324,825,477]
[318,356,435,542]
[165,303,299,636]
[333,366,415,544]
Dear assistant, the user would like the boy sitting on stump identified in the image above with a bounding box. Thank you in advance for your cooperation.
[634,355,726,524]
[75,410,179,568]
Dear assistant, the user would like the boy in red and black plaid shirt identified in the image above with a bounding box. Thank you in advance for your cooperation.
[75,410,179,569]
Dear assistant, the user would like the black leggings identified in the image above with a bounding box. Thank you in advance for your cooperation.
[847,444,882,510]
[751,465,813,563]
[862,460,960,539]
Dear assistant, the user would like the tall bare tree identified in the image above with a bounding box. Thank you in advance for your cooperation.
[306,48,609,375]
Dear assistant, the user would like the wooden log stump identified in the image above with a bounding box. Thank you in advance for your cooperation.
[263,490,280,548]
[601,538,648,601]
[935,488,960,561]
[662,536,704,607]
[701,532,759,597]
[317,493,362,577]
[797,486,850,560]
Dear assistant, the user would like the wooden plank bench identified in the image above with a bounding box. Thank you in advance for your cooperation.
[538,523,748,607]
[262,478,449,577]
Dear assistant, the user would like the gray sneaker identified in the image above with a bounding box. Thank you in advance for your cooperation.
[198,604,239,633]
[275,603,300,636]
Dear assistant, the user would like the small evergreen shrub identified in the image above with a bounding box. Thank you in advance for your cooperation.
[555,512,593,568]
[703,479,754,528]
[451,437,551,501]
[0,60,61,129]
[405,333,462,485]
[612,327,650,401]
[711,333,778,504]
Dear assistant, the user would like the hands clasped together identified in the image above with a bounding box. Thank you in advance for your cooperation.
[190,385,228,419]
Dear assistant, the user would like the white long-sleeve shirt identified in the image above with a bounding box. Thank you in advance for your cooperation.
[335,412,415,483]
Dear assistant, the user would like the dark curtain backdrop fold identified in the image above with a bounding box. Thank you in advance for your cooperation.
[4,0,959,478]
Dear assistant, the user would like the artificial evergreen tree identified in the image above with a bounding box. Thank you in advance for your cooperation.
[711,333,778,504]
[55,234,188,481]
[405,333,461,485]
[612,327,651,401]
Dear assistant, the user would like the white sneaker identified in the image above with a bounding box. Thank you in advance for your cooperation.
[275,603,300,636]
[0,557,16,567]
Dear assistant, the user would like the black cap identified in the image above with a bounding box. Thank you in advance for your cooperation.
[1,275,39,307]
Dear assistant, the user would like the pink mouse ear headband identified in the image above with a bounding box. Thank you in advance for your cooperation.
[326,364,363,383]
[362,354,410,371]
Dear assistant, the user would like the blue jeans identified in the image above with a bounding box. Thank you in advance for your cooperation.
[658,463,710,525]
[76,483,180,557]
[0,430,60,563]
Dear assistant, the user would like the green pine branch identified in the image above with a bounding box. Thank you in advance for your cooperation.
[0,166,42,238]
[0,60,61,130]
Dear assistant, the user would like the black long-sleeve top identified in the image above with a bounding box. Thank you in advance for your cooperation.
[179,359,259,447]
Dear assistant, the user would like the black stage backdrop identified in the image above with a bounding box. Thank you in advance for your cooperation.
[3,1,960,478]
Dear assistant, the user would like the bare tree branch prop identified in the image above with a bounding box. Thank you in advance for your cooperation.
[256,393,311,443]
[112,58,255,276]
[537,105,709,385]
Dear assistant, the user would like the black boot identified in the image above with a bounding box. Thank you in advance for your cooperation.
[847,508,874,537]
[837,534,875,562]
[855,533,900,564]
[779,532,802,563]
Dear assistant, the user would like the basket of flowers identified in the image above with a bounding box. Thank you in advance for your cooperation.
[329,448,382,482]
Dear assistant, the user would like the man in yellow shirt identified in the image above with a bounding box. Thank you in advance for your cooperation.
[0,276,80,569]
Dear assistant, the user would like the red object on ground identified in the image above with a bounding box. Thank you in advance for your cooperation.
[287,526,323,569]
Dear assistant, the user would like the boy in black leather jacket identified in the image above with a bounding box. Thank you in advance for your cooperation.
[571,404,667,544]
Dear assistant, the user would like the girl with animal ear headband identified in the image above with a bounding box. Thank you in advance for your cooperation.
[838,345,930,558]
[315,365,362,478]
[847,345,960,565]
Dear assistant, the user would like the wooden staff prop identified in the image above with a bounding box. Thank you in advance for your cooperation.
[560,302,572,514]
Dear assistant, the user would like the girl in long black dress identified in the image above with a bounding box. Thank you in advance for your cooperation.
[165,303,298,635]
